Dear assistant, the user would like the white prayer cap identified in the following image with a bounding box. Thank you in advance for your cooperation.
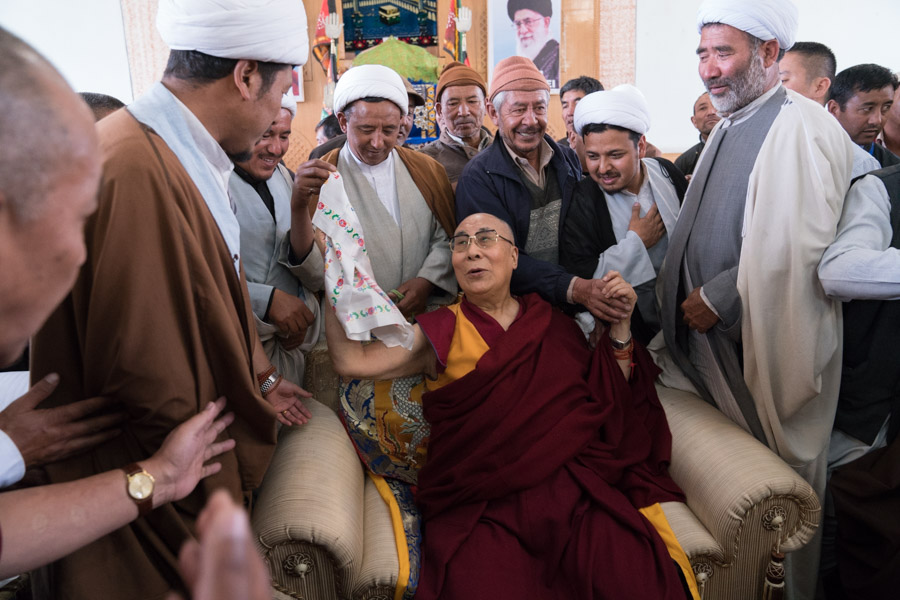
[332,65,408,116]
[573,84,651,136]
[697,0,798,51]
[281,94,297,118]
[157,0,309,66]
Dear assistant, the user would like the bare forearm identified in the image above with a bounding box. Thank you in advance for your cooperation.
[289,219,315,264]
[289,189,315,261]
[323,304,370,375]
[324,304,429,380]
[0,465,170,577]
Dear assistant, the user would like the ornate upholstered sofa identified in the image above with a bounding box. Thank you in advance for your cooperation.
[252,351,821,600]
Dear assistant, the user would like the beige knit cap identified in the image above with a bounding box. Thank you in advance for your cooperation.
[488,56,549,103]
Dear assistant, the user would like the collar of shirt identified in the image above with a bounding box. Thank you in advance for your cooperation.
[343,142,395,177]
[447,128,492,150]
[340,144,401,225]
[233,163,264,186]
[503,137,554,188]
[172,94,235,200]
[717,83,783,130]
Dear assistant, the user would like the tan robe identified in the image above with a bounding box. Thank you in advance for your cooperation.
[29,109,278,600]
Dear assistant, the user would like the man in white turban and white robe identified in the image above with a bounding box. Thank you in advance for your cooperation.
[30,1,312,597]
[560,85,687,345]
[658,1,855,597]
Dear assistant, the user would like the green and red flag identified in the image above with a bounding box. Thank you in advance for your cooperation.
[312,0,337,72]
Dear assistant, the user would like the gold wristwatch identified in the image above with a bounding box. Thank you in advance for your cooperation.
[124,462,155,517]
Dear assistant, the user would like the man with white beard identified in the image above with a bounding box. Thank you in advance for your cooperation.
[658,1,856,597]
[507,0,559,88]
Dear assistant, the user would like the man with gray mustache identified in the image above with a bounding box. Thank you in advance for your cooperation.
[456,57,634,324]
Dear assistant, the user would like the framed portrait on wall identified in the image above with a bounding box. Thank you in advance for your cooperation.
[488,0,561,92]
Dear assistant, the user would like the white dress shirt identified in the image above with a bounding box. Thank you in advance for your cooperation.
[341,144,401,226]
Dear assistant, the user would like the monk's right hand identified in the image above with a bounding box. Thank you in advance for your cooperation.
[292,159,337,209]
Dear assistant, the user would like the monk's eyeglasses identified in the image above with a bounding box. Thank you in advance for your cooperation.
[449,230,515,253]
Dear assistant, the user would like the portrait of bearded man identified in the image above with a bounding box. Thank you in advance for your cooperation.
[492,0,560,89]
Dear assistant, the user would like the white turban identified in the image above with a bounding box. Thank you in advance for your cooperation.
[281,94,297,118]
[332,65,408,116]
[573,84,651,136]
[697,0,798,51]
[157,0,309,66]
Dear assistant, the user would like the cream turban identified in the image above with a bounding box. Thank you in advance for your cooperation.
[157,0,309,66]
[281,93,297,119]
[332,65,408,116]
[281,94,297,118]
[697,0,798,51]
[573,84,651,136]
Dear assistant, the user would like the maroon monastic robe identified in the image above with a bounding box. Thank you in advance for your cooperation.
[414,294,687,599]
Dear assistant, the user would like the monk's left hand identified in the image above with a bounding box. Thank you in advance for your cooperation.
[681,286,719,333]
[266,379,313,426]
[598,271,636,323]
[391,277,433,318]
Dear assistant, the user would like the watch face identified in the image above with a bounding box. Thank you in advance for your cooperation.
[128,473,154,500]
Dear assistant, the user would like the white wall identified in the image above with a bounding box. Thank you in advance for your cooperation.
[0,0,133,102]
[636,0,900,153]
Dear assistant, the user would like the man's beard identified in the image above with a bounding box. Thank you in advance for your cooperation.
[705,53,766,115]
[227,150,253,164]
[516,28,549,61]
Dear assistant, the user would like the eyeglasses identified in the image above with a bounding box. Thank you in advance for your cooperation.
[512,17,543,30]
[449,229,515,253]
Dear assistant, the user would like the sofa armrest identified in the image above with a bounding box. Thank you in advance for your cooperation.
[252,398,365,597]
[657,385,820,556]
[660,501,723,562]
[353,476,400,598]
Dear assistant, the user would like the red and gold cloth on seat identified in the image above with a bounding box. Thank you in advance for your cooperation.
[414,293,693,599]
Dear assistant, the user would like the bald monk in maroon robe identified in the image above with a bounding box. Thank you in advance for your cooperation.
[323,213,699,599]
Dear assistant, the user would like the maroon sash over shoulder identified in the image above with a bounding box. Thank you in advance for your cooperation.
[415,294,685,599]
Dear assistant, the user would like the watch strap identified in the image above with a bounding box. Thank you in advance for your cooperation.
[610,333,633,350]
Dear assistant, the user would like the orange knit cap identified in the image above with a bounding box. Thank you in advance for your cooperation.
[436,62,487,103]
[488,56,549,103]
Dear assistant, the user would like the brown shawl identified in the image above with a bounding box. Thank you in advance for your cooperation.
[29,109,278,599]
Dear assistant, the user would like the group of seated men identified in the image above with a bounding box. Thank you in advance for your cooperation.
[0,0,898,598]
